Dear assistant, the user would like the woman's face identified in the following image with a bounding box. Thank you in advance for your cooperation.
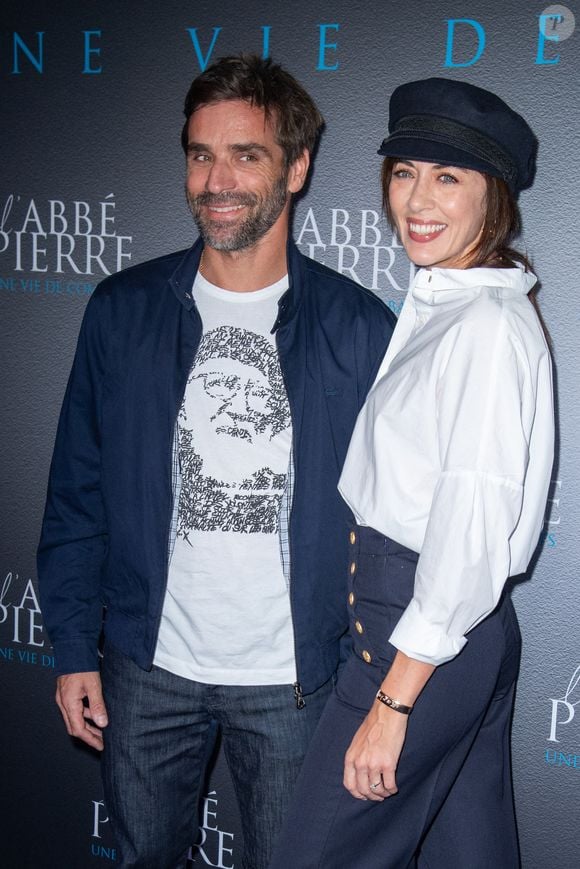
[388,159,487,269]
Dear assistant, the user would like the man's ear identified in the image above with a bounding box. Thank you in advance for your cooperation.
[287,148,310,194]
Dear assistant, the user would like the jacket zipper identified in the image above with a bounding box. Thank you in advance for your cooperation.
[293,682,305,709]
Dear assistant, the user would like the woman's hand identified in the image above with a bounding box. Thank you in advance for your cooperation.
[343,702,408,801]
[343,650,436,801]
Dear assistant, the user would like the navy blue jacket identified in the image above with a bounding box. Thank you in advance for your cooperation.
[38,238,395,693]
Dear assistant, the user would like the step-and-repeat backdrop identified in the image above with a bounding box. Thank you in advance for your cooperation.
[1,1,578,867]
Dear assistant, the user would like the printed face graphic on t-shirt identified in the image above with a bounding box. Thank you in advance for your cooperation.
[190,359,279,443]
[176,326,291,538]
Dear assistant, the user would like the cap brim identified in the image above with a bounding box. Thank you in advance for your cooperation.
[377,135,506,184]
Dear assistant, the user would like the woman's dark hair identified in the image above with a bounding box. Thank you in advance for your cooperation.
[380,157,534,273]
[181,54,324,166]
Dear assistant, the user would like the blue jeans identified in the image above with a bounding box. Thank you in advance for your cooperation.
[101,643,331,869]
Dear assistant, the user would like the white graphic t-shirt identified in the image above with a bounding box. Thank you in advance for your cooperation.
[154,271,296,685]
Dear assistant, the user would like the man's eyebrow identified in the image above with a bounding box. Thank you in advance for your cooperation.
[187,142,209,154]
[186,141,272,156]
[230,142,272,156]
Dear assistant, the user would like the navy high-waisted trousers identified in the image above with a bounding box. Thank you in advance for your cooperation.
[269,525,522,869]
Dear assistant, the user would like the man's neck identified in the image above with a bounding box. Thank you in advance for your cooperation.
[200,221,289,292]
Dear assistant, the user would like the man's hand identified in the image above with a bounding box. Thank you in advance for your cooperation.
[56,671,108,751]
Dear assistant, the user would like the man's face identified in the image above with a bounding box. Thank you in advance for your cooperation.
[185,100,294,251]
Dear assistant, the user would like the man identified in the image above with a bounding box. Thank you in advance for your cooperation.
[38,55,395,869]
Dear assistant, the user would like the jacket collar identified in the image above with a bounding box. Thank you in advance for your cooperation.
[168,237,203,311]
[168,234,305,328]
[272,235,304,332]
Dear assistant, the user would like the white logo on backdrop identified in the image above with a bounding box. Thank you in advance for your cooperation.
[548,665,580,744]
[295,206,414,301]
[0,571,53,667]
[91,800,117,862]
[90,792,236,867]
[188,791,235,868]
[0,192,133,282]
[542,478,562,549]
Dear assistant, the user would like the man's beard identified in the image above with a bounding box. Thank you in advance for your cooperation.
[187,171,289,251]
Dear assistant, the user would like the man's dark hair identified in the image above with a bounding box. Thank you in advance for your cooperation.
[181,54,324,166]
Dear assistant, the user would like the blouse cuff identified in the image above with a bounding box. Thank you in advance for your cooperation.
[388,599,467,666]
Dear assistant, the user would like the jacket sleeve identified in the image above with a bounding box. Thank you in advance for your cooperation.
[37,287,110,675]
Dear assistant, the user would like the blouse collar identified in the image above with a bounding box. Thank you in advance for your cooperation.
[411,265,537,306]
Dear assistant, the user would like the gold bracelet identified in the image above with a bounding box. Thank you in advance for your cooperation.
[375,689,413,715]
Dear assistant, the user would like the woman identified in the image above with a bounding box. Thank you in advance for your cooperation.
[269,78,554,868]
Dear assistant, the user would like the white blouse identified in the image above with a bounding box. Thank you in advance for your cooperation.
[339,266,554,666]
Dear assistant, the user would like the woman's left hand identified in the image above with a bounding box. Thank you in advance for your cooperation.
[343,702,409,801]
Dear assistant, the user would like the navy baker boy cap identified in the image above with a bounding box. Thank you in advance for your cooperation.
[378,78,537,193]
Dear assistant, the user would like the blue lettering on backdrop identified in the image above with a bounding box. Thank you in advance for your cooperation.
[91,844,117,860]
[186,27,222,71]
[82,30,102,74]
[545,750,580,768]
[11,32,44,74]
[316,24,339,70]
[536,14,561,65]
[5,17,570,77]
[261,26,271,59]
[443,18,485,68]
[7,23,343,74]
[0,647,55,669]
[90,800,118,860]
